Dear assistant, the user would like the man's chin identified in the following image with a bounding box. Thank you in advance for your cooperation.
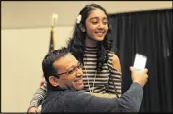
[75,84,84,90]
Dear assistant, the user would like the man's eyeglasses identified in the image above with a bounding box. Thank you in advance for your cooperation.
[55,62,82,77]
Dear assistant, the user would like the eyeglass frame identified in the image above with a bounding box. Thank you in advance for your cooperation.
[53,62,82,77]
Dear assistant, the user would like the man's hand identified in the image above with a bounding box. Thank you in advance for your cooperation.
[130,66,148,87]
[28,107,40,113]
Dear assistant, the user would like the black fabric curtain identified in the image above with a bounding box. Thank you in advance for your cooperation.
[108,9,173,112]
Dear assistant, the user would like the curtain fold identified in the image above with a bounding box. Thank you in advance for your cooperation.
[108,9,172,112]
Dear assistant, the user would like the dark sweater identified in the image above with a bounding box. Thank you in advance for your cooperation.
[41,82,143,112]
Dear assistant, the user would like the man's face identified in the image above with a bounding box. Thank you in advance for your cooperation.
[85,8,108,41]
[53,53,84,90]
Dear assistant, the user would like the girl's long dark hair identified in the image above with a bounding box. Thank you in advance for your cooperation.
[67,3,113,71]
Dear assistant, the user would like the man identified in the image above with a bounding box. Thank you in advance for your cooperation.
[41,47,148,112]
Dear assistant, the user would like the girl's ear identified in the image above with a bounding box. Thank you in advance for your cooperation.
[79,24,85,32]
[49,76,59,87]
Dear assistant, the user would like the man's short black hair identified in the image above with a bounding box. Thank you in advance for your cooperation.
[42,47,70,87]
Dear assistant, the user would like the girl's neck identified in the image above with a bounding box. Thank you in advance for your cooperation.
[85,37,97,47]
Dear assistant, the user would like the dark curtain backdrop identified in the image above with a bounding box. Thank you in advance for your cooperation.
[108,9,172,112]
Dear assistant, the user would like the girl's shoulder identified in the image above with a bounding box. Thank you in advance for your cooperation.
[107,51,121,72]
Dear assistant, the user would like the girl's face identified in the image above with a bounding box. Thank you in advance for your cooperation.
[85,8,108,42]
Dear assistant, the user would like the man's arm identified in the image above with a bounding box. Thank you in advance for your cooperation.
[87,82,143,112]
[118,82,143,112]
[65,82,143,112]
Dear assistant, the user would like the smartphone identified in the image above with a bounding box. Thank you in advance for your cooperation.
[133,53,147,70]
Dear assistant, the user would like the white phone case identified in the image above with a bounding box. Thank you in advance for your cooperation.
[133,54,147,70]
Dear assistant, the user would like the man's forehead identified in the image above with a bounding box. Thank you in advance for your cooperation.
[62,53,76,61]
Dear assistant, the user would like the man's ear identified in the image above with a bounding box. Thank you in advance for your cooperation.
[49,76,59,87]
[79,24,85,32]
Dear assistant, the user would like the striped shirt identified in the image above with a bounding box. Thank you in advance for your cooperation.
[29,47,122,108]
